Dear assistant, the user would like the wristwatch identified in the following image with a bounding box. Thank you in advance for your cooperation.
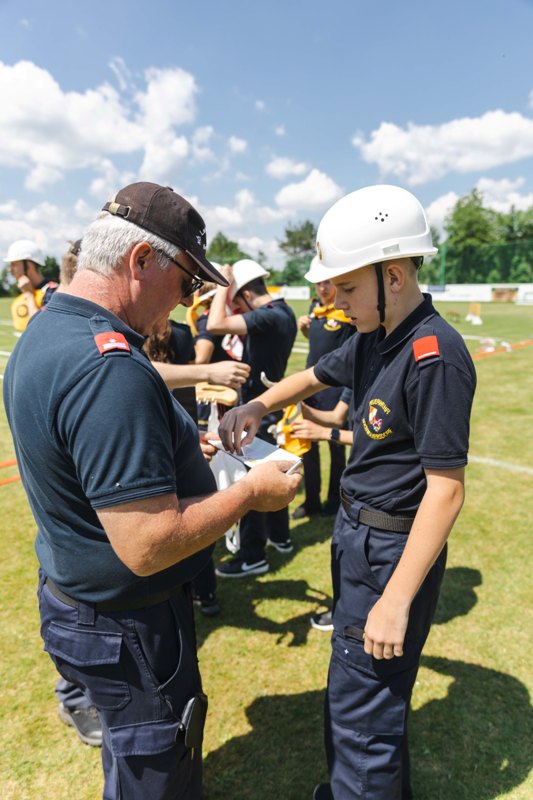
[329,428,340,443]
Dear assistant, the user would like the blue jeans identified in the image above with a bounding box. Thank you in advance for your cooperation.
[38,573,204,800]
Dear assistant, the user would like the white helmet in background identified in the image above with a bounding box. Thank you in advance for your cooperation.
[306,185,436,283]
[4,239,45,266]
[229,259,269,302]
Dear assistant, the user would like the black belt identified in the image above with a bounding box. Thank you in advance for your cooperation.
[340,489,414,533]
[44,577,184,613]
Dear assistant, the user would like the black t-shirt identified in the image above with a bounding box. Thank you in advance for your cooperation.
[313,295,476,514]
[194,312,233,363]
[168,321,198,424]
[241,298,297,404]
[4,294,216,603]
[306,298,355,367]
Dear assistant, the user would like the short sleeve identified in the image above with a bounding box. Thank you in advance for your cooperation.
[242,306,276,335]
[406,360,475,469]
[194,314,214,343]
[313,335,356,388]
[56,357,177,508]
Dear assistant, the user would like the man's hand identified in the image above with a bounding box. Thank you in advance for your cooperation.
[206,360,250,389]
[290,418,328,442]
[244,461,302,512]
[363,594,410,660]
[218,401,265,451]
[199,433,218,463]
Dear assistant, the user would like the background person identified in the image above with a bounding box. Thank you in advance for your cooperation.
[293,272,354,520]
[4,182,301,800]
[207,259,297,577]
[5,239,58,331]
[219,184,476,800]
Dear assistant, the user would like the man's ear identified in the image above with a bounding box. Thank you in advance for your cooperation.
[130,242,152,280]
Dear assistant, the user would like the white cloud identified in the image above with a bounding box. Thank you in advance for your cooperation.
[475,176,533,212]
[255,99,266,112]
[0,199,87,260]
[135,66,197,132]
[108,56,132,93]
[274,125,285,137]
[88,159,136,200]
[353,110,533,185]
[139,133,189,181]
[275,169,343,211]
[425,192,460,236]
[228,135,247,154]
[0,60,200,191]
[25,164,63,192]
[266,156,309,179]
[191,126,215,162]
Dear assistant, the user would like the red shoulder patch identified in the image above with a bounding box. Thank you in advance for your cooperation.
[94,332,130,355]
[413,335,440,362]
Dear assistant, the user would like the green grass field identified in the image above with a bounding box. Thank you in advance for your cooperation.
[0,296,532,799]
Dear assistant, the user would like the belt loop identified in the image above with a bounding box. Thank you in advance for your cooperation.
[77,601,96,627]
[341,489,361,524]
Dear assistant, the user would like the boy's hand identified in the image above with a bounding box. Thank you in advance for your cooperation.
[363,594,410,660]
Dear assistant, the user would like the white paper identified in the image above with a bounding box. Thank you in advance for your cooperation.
[208,436,301,470]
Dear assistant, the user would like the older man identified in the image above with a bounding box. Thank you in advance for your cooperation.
[3,182,301,800]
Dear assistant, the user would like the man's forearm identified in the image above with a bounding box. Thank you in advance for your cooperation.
[206,288,230,333]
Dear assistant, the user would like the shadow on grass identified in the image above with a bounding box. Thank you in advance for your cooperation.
[433,566,482,625]
[203,658,533,800]
[196,575,331,650]
[411,655,533,800]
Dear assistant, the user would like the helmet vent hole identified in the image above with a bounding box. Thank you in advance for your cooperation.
[375,212,389,223]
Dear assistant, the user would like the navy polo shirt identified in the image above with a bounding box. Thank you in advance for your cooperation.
[241,298,297,404]
[313,295,476,514]
[306,298,355,368]
[168,320,198,423]
[194,311,232,363]
[3,293,216,604]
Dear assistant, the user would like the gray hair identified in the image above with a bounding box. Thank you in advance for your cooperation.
[77,212,181,276]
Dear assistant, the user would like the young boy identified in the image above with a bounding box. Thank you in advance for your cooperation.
[219,185,476,799]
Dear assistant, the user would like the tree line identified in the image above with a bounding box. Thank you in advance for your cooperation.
[207,189,533,286]
[2,189,532,296]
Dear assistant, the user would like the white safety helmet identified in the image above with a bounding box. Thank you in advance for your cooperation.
[306,185,437,283]
[229,259,269,302]
[4,239,45,266]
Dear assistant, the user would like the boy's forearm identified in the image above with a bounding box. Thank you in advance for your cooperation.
[253,368,327,414]
[383,468,465,607]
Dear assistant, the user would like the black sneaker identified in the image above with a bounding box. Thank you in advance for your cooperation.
[291,504,321,521]
[310,610,333,631]
[313,784,333,800]
[193,593,221,617]
[266,537,294,554]
[215,557,269,578]
[58,703,102,747]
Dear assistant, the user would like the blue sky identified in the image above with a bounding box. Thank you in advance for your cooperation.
[0,0,532,266]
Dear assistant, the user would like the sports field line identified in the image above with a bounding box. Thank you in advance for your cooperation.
[469,455,533,476]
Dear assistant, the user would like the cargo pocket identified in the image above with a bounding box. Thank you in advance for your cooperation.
[328,631,420,737]
[43,621,130,710]
[108,719,197,800]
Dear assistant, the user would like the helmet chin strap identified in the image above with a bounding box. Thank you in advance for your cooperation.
[374,262,385,324]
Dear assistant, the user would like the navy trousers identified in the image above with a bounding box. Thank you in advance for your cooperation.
[38,574,204,800]
[326,503,446,799]
[238,417,290,562]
